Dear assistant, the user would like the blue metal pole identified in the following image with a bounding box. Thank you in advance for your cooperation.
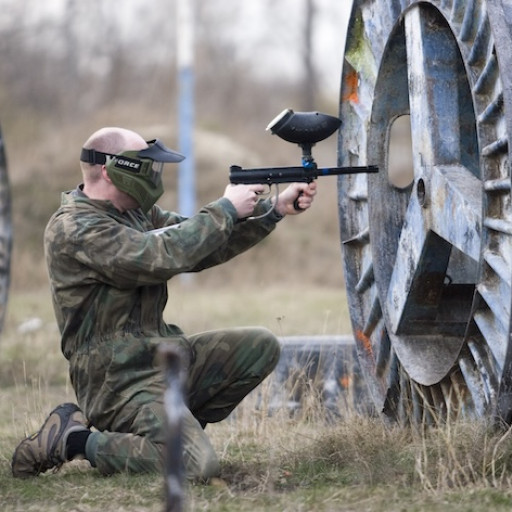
[177,67,195,217]
[177,0,195,218]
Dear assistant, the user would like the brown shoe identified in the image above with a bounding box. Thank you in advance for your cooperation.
[11,403,88,478]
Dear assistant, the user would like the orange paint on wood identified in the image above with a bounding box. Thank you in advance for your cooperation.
[343,69,359,103]
[355,329,373,358]
[339,375,352,389]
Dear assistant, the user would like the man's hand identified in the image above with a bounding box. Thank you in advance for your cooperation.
[223,184,267,219]
[272,182,317,216]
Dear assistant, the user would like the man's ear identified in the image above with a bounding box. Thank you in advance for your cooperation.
[101,165,113,183]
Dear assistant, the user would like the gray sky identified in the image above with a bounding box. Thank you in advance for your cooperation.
[7,0,352,96]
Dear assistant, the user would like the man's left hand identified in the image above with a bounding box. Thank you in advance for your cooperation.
[272,182,317,217]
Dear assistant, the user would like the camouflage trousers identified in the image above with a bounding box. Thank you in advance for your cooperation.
[83,326,280,479]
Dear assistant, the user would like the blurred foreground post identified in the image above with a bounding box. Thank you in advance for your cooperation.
[160,345,187,512]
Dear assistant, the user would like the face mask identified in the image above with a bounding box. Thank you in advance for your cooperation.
[80,139,185,212]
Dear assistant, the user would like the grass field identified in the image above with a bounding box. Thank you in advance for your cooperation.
[3,285,512,511]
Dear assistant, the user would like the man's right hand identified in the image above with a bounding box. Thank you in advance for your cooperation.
[223,184,267,219]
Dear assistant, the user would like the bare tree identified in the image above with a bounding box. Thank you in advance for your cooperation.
[302,0,317,110]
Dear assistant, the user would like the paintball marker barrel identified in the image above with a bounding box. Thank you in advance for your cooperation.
[229,109,378,193]
[229,164,379,185]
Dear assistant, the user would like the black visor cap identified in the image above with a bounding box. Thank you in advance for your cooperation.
[139,139,185,163]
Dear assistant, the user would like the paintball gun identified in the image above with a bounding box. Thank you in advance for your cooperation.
[229,109,378,215]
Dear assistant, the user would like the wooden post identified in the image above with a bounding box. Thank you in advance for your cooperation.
[160,345,187,512]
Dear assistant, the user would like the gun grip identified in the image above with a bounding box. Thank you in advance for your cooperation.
[293,191,304,211]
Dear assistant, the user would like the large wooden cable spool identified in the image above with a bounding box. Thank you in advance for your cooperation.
[0,127,11,337]
[338,0,512,424]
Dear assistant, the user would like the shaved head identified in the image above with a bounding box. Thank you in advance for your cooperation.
[80,127,148,182]
[83,127,147,155]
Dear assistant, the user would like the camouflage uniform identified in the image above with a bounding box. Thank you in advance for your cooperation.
[44,186,282,478]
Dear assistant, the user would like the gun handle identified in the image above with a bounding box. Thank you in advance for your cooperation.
[293,191,304,211]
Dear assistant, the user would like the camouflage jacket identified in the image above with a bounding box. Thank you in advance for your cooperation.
[44,186,281,423]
